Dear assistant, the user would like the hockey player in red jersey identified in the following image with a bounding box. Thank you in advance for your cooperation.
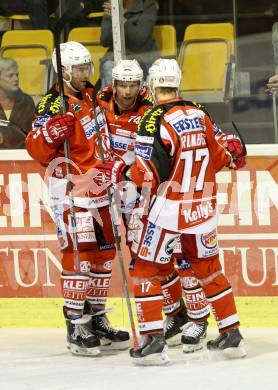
[101,58,247,364]
[96,59,237,354]
[96,59,153,250]
[25,41,129,356]
[97,60,151,166]
[96,59,190,346]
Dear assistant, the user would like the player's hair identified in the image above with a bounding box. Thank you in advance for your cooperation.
[0,57,18,76]
[155,87,177,94]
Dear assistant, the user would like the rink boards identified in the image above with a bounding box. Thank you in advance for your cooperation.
[0,146,277,299]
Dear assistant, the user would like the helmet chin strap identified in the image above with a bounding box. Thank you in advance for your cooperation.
[63,70,80,93]
[64,78,80,93]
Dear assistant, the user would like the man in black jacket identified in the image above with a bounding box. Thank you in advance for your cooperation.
[0,57,35,149]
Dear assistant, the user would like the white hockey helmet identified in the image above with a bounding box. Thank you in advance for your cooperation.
[52,41,93,77]
[112,59,143,85]
[148,58,181,95]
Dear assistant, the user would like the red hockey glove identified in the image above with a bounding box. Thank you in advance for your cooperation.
[96,160,127,186]
[225,134,245,157]
[101,85,113,95]
[225,134,247,170]
[232,156,246,169]
[42,113,75,148]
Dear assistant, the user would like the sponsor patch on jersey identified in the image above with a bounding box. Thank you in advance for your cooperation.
[196,229,219,258]
[83,119,97,139]
[80,115,91,125]
[183,201,214,224]
[142,221,156,247]
[37,93,60,115]
[144,107,164,134]
[103,260,113,271]
[138,221,161,261]
[135,144,153,160]
[156,233,179,264]
[32,114,51,128]
[167,110,204,134]
[201,230,217,249]
[182,276,199,289]
[116,128,132,137]
[176,258,192,271]
[74,211,96,244]
[77,231,96,243]
[110,134,134,151]
[110,139,128,151]
[170,114,204,134]
[165,237,177,256]
[136,135,154,144]
[52,205,68,250]
[173,238,181,254]
[71,103,82,113]
[80,261,91,273]
[99,243,115,251]
[96,112,105,128]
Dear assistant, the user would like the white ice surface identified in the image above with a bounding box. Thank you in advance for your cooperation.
[0,328,277,390]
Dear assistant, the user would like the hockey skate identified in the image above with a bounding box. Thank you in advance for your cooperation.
[164,305,188,347]
[181,320,208,353]
[130,333,169,366]
[90,313,130,350]
[207,328,247,358]
[66,315,101,357]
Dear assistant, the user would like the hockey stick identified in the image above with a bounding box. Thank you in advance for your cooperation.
[93,104,139,348]
[53,1,86,272]
[232,121,247,156]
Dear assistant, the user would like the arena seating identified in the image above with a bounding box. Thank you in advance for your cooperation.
[178,22,235,103]
[68,26,107,85]
[0,29,54,99]
[153,24,177,58]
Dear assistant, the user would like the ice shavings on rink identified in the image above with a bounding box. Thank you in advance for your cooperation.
[0,328,277,390]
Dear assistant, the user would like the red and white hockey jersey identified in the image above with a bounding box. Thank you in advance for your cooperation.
[96,87,153,165]
[130,98,231,233]
[26,83,113,207]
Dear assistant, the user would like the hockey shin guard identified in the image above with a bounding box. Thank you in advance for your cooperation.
[61,273,89,319]
[134,279,164,335]
[161,270,183,316]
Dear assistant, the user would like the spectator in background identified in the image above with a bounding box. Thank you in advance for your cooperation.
[266,74,278,94]
[0,0,56,29]
[66,0,104,29]
[0,58,35,149]
[100,0,159,87]
[266,21,278,95]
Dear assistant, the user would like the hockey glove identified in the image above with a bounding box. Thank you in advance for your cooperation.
[101,85,113,95]
[42,113,75,148]
[225,134,247,170]
[96,160,128,186]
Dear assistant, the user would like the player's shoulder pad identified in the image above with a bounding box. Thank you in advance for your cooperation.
[182,99,212,119]
[138,86,153,106]
[141,94,153,107]
[36,87,61,116]
[138,104,167,134]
